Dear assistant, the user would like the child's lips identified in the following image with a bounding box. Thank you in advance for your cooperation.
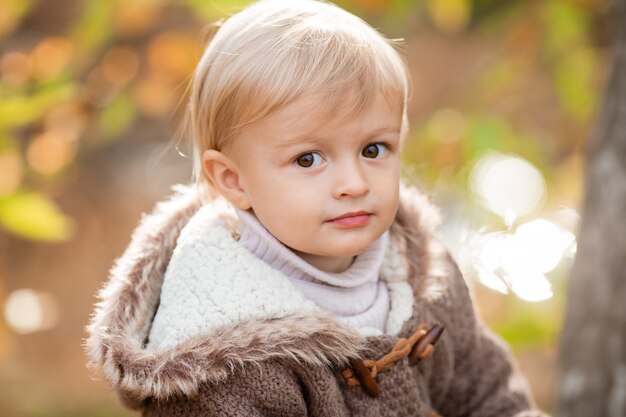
[327,211,371,228]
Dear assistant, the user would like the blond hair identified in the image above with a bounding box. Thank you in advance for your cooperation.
[187,0,411,184]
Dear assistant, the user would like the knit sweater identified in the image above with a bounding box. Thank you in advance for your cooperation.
[85,184,549,417]
[235,207,390,332]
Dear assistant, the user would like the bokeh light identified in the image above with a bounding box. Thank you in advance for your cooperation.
[509,268,554,302]
[4,289,60,334]
[133,74,176,116]
[114,2,163,36]
[470,218,576,302]
[510,219,576,273]
[0,51,30,86]
[29,37,74,81]
[426,0,471,33]
[470,153,546,226]
[101,47,140,88]
[26,131,77,175]
[147,32,199,79]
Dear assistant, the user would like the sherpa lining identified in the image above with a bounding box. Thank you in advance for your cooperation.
[84,183,443,403]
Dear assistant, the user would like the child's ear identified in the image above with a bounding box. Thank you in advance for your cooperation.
[201,149,252,210]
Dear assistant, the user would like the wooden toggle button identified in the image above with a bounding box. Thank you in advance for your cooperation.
[409,323,445,366]
[349,358,380,397]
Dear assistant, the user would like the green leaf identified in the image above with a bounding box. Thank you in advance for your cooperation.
[541,0,589,54]
[0,84,75,129]
[0,191,74,242]
[71,0,113,53]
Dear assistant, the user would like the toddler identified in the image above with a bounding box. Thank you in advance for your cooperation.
[86,1,548,416]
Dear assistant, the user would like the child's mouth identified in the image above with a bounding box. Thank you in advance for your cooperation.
[328,212,371,228]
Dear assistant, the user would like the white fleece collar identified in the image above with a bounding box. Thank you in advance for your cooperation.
[147,197,414,351]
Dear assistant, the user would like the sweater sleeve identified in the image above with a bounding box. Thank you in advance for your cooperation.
[431,253,549,417]
[141,361,308,417]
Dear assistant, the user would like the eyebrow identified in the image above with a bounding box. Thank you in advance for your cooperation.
[273,126,401,148]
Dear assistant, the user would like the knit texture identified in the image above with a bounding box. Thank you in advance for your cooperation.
[85,184,550,417]
[236,207,390,331]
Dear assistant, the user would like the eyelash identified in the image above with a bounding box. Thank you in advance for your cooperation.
[293,142,391,169]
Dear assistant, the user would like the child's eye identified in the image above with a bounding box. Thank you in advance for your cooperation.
[295,152,325,168]
[362,143,388,159]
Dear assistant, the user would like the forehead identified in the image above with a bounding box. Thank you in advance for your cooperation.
[245,90,403,147]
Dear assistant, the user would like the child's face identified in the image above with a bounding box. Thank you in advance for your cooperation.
[220,91,402,272]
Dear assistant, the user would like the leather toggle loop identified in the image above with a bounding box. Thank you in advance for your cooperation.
[342,323,445,397]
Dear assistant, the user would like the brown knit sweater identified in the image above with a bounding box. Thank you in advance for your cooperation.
[85,184,548,417]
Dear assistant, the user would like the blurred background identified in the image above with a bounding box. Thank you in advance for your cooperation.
[0,0,613,415]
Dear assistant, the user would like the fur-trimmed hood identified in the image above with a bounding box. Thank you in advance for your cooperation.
[84,183,442,405]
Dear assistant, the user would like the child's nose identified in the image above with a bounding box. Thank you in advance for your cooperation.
[332,159,370,199]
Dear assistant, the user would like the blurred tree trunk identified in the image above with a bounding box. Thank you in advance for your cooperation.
[556,1,626,416]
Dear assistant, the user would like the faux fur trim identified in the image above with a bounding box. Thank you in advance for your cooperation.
[105,312,363,403]
[393,184,442,297]
[84,183,442,403]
